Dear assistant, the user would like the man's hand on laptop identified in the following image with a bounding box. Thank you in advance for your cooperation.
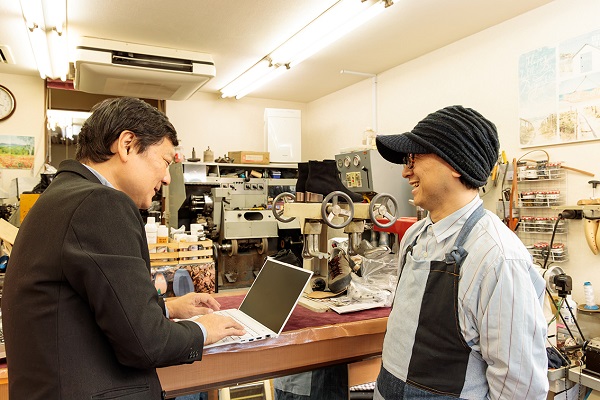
[195,314,246,345]
[166,292,222,319]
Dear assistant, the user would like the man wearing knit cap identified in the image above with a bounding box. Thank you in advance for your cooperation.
[373,106,548,399]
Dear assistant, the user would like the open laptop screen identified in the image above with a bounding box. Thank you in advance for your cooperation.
[239,258,312,334]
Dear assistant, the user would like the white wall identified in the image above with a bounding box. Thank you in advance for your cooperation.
[305,0,600,304]
[167,92,306,161]
[2,0,599,305]
[0,73,46,198]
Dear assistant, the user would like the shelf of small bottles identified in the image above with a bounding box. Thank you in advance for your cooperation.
[526,242,568,263]
[517,217,567,235]
[517,191,564,208]
[516,162,565,182]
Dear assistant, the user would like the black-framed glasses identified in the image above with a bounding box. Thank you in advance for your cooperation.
[402,153,416,169]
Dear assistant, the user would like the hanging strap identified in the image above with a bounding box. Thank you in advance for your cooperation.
[444,204,486,268]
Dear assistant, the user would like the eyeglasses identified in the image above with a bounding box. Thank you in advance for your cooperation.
[402,153,417,169]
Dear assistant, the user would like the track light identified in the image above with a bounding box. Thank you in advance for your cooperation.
[220,0,393,99]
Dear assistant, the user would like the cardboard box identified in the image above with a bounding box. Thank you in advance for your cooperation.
[20,193,41,223]
[228,151,270,164]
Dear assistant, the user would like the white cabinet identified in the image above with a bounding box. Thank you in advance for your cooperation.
[264,108,301,163]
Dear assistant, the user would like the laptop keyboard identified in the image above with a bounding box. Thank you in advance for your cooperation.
[213,309,260,343]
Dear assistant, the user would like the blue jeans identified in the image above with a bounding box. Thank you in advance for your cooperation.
[173,393,208,400]
[274,365,348,400]
[375,366,460,399]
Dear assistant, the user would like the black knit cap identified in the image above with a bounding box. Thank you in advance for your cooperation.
[375,105,499,188]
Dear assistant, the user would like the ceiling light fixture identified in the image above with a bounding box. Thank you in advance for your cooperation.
[220,58,274,99]
[220,0,393,100]
[19,0,69,80]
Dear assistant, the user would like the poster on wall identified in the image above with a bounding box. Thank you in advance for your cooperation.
[0,135,35,169]
[519,29,600,147]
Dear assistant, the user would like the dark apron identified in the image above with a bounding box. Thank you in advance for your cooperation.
[376,205,485,399]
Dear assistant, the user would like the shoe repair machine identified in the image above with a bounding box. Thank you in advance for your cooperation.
[272,149,415,293]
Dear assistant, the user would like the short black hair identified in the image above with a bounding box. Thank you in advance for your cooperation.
[75,97,178,163]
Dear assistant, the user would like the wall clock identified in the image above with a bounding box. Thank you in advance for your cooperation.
[0,84,16,121]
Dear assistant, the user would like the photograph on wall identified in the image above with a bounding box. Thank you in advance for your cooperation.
[519,29,600,147]
[0,135,35,169]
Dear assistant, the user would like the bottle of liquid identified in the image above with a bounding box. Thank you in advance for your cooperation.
[584,281,600,310]
[156,224,169,253]
[557,294,582,347]
[203,146,214,163]
[560,294,578,326]
[145,217,157,253]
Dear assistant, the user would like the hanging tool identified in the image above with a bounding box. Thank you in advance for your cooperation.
[507,158,519,232]
[561,165,595,177]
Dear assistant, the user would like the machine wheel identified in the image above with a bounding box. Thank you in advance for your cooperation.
[272,192,296,223]
[257,238,268,255]
[212,243,220,266]
[228,239,238,256]
[321,191,354,229]
[370,193,399,228]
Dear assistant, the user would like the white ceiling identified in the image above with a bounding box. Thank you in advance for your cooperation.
[0,0,552,103]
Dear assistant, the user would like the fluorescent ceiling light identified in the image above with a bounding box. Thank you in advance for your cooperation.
[234,67,286,100]
[220,0,393,99]
[287,1,386,68]
[19,0,69,80]
[220,59,273,99]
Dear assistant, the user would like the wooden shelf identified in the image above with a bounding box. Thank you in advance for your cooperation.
[149,240,213,267]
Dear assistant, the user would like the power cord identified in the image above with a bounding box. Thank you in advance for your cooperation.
[541,213,565,270]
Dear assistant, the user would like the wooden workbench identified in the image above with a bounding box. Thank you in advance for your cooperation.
[158,293,389,397]
[0,293,389,399]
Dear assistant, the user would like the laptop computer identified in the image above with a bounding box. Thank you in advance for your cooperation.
[205,257,313,348]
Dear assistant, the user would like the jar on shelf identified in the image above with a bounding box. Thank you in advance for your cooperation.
[552,243,565,261]
[534,242,549,258]
[535,217,548,232]
[534,191,547,206]
[521,216,535,232]
[536,160,548,179]
[546,190,560,205]
[547,216,559,232]
[521,191,536,207]
[547,162,562,179]
[525,166,538,180]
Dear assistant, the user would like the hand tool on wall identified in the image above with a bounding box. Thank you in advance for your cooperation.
[507,158,519,231]
[561,165,595,177]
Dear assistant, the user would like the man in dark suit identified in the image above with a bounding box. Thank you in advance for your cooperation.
[2,97,245,399]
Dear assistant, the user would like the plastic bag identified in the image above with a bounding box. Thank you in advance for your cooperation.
[347,253,399,307]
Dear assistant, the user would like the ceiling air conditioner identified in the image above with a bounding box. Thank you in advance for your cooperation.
[74,37,216,101]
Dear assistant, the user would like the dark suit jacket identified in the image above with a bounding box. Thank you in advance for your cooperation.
[2,160,204,399]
